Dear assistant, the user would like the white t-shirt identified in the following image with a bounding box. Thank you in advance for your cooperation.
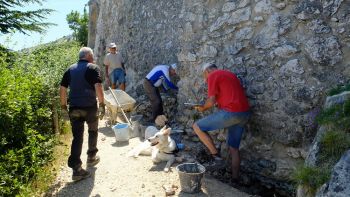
[103,52,124,75]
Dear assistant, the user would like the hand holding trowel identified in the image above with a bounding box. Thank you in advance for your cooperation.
[184,87,204,109]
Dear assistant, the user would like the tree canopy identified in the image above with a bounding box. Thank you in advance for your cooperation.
[0,0,54,34]
[66,5,88,46]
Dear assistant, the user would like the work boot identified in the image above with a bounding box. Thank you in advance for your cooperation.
[87,155,100,167]
[72,167,91,181]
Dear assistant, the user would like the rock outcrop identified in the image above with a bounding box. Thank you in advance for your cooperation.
[89,0,350,195]
[316,150,350,197]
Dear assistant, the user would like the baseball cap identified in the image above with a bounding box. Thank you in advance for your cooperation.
[108,42,117,48]
[170,63,177,71]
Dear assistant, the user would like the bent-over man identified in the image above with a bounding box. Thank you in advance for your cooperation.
[143,63,178,122]
[193,63,251,182]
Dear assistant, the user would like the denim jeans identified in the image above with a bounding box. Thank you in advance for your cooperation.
[196,110,251,148]
[68,106,98,169]
[109,68,126,85]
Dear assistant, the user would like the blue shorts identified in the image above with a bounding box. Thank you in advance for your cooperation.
[196,110,251,148]
[109,68,125,85]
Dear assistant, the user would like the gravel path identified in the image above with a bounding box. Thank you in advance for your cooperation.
[48,119,251,197]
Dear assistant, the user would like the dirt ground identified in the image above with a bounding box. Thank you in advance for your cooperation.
[47,119,252,197]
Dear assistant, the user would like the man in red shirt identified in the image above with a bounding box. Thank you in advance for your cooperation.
[193,63,251,182]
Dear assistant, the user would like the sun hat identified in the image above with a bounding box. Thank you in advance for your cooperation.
[170,63,177,71]
[108,42,117,48]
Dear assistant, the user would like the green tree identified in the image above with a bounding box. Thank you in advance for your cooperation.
[66,5,88,46]
[0,0,54,34]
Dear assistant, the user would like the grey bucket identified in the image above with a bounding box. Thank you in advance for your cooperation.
[176,163,206,193]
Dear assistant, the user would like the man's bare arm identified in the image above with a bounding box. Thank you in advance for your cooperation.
[105,65,109,78]
[95,83,104,104]
[60,86,68,108]
[195,96,215,112]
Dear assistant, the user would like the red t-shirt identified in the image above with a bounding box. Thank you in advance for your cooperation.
[207,70,250,112]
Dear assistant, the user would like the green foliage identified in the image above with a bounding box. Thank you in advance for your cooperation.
[0,44,16,66]
[293,131,350,195]
[0,67,51,152]
[292,166,330,195]
[0,130,55,195]
[327,83,350,96]
[0,40,81,196]
[0,0,54,34]
[316,104,343,125]
[66,6,88,46]
[293,88,350,194]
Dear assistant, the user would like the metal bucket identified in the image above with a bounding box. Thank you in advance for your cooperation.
[176,163,206,193]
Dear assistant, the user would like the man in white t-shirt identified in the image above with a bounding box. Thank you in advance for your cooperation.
[103,43,126,90]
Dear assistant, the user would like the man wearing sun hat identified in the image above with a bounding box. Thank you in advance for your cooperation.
[192,62,251,183]
[103,42,126,90]
[143,63,178,122]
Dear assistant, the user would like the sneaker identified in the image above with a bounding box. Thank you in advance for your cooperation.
[72,167,91,181]
[203,155,225,171]
[87,155,100,167]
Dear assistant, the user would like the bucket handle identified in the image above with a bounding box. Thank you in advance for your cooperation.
[108,87,133,129]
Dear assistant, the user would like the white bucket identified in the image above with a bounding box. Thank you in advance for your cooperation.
[112,123,130,142]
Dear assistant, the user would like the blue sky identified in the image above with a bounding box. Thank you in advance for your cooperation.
[0,0,88,51]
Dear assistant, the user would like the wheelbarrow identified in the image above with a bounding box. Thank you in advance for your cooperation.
[104,88,136,126]
[104,87,142,141]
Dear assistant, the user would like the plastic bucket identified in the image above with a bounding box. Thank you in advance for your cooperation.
[176,163,206,193]
[112,123,130,142]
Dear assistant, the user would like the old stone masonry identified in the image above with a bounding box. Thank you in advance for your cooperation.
[88,0,350,196]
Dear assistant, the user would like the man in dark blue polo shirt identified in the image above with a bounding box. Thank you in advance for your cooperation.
[60,47,105,181]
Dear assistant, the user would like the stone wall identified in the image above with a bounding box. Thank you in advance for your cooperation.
[89,0,350,195]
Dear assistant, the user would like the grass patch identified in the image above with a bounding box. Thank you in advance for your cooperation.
[292,165,331,195]
[319,130,350,166]
[293,88,350,194]
[21,132,72,196]
[316,100,350,132]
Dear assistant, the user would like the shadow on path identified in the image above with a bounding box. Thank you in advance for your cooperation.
[112,141,129,147]
[98,126,114,138]
[52,167,97,197]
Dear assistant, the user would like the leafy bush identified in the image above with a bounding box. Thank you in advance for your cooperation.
[0,67,51,152]
[0,40,81,196]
